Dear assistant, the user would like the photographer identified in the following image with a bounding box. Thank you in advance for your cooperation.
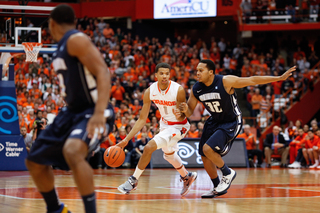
[32,117,48,141]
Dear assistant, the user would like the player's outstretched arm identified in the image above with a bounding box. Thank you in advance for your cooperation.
[67,33,111,139]
[179,89,198,117]
[117,88,152,148]
[224,66,296,90]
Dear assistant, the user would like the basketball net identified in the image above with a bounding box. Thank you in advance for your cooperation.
[22,42,42,62]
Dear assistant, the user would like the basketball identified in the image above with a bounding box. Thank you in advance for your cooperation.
[103,146,125,167]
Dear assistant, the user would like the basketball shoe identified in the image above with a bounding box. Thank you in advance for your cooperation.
[48,203,71,213]
[288,161,301,169]
[201,189,228,198]
[180,172,197,196]
[215,168,236,194]
[118,175,138,194]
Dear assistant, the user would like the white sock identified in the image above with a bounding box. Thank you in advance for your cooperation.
[133,167,144,180]
[315,160,319,165]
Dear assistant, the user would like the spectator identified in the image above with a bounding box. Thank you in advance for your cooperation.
[281,78,294,96]
[301,0,309,21]
[132,133,151,168]
[21,126,33,152]
[97,19,106,32]
[286,0,296,23]
[264,126,289,168]
[136,125,153,140]
[288,128,307,167]
[251,88,263,117]
[111,79,125,107]
[297,57,310,71]
[26,109,36,132]
[294,119,303,134]
[284,120,296,141]
[269,0,277,13]
[246,86,254,112]
[233,43,241,59]
[308,51,319,68]
[303,130,320,168]
[218,38,226,60]
[237,125,263,167]
[94,32,106,45]
[223,54,231,70]
[240,0,252,23]
[187,123,199,138]
[255,0,264,23]
[259,96,272,117]
[115,28,123,43]
[310,119,319,132]
[117,127,134,168]
[310,0,320,18]
[102,23,114,39]
[46,106,56,125]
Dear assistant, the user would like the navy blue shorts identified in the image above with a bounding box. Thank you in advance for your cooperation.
[27,106,114,170]
[199,116,242,157]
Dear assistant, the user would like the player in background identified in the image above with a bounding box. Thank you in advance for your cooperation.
[117,63,197,196]
[175,59,295,198]
[25,5,113,213]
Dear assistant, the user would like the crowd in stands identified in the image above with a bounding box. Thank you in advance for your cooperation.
[9,17,320,168]
[237,120,320,168]
[240,0,320,23]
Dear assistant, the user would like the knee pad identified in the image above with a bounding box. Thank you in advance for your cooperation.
[163,152,182,168]
[163,152,174,161]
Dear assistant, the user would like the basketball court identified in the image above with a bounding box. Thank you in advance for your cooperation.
[1,3,320,213]
[0,168,320,213]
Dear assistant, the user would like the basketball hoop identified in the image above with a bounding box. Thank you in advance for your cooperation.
[22,42,42,62]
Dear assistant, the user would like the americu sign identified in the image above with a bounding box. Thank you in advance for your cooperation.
[154,0,217,19]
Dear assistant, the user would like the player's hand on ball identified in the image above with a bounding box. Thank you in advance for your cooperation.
[116,139,128,149]
[179,103,188,114]
[87,112,106,139]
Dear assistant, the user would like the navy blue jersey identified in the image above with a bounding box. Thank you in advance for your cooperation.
[52,30,97,112]
[192,75,242,123]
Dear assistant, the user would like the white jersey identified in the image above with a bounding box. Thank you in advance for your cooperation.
[150,80,181,123]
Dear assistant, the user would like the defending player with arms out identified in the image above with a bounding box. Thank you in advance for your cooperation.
[25,5,114,213]
[175,59,296,198]
[117,63,197,196]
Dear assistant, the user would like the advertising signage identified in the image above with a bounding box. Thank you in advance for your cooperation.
[154,0,217,19]
[152,138,249,168]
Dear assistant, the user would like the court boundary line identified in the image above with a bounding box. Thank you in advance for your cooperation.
[2,194,320,201]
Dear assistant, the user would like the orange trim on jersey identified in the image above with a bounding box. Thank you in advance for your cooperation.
[165,81,171,94]
[157,81,171,95]
[162,117,188,125]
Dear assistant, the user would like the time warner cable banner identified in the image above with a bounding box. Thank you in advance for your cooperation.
[0,64,28,171]
[154,0,217,19]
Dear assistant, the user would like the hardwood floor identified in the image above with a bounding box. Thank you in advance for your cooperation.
[1,168,320,213]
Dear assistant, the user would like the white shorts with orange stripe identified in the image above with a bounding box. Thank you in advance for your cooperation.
[153,118,190,153]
